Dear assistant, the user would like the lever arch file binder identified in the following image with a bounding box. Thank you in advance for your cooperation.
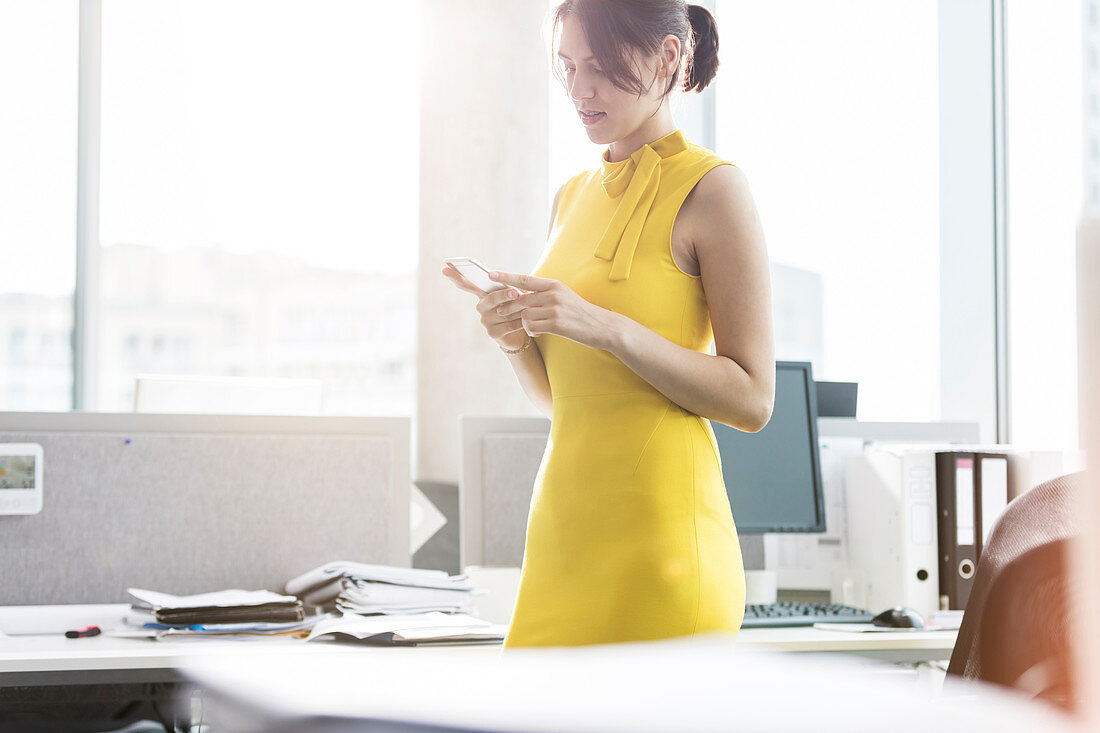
[935,451,1010,610]
[936,453,978,610]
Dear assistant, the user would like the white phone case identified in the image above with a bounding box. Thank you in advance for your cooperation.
[444,257,506,292]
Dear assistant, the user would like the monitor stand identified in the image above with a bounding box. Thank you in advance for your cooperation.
[738,534,765,571]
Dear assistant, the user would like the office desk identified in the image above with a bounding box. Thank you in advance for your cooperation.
[0,615,501,729]
[1,612,956,688]
[0,608,959,728]
[0,633,499,687]
[1,627,955,681]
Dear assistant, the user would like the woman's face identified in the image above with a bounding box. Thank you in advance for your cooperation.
[556,14,666,146]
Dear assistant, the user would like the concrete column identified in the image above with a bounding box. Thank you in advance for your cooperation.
[417,1,551,483]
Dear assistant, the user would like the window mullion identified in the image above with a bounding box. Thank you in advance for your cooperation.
[74,0,102,411]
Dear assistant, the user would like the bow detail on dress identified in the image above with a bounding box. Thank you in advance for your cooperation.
[593,129,689,281]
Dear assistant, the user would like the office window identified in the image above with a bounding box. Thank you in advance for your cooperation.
[713,1,940,422]
[0,1,78,411]
[1005,0,1085,450]
[97,0,419,415]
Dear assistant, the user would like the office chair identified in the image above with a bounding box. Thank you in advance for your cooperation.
[946,471,1083,710]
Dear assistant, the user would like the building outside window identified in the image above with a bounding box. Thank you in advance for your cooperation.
[93,0,420,415]
[0,1,78,411]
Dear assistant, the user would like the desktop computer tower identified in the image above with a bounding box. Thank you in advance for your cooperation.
[845,448,941,620]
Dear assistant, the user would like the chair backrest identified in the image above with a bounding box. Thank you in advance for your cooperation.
[947,471,1083,705]
[977,538,1075,707]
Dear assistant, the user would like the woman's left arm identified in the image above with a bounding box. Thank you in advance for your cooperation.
[611,164,774,431]
[489,165,774,432]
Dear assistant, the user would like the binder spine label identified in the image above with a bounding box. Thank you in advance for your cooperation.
[955,458,975,545]
[979,455,1009,548]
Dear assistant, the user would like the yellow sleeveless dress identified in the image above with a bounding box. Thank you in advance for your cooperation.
[502,128,746,648]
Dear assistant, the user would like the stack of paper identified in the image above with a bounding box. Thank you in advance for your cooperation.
[334,577,474,615]
[285,562,505,645]
[286,561,478,615]
[126,588,317,638]
[305,611,508,646]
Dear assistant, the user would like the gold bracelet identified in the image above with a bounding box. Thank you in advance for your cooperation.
[499,333,533,354]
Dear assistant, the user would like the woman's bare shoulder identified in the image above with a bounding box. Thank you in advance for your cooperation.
[680,163,755,247]
[686,162,751,209]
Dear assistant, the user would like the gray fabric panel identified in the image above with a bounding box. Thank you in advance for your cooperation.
[481,434,547,566]
[0,431,392,604]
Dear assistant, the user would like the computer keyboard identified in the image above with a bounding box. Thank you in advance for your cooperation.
[741,602,875,628]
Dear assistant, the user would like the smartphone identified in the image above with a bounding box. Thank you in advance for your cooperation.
[443,257,507,292]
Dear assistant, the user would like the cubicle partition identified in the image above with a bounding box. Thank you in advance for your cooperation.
[459,416,550,569]
[0,412,410,604]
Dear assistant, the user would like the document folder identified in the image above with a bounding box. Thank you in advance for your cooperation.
[935,451,1010,610]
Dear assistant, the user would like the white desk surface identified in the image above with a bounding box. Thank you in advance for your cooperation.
[0,604,957,675]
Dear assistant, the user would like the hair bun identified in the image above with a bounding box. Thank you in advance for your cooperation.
[685,4,720,93]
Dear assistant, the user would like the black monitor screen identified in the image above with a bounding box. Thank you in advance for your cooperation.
[711,361,825,533]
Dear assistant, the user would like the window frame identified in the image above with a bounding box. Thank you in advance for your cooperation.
[74,0,102,410]
[936,0,1009,443]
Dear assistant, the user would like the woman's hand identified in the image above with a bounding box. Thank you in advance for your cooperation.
[487,270,620,350]
[441,263,529,350]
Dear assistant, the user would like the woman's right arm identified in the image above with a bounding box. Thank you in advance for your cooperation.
[500,324,553,420]
[495,184,564,420]
[440,185,563,420]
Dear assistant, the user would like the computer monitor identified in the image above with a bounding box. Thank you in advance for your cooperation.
[711,361,826,534]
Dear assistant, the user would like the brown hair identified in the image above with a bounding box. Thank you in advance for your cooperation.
[549,0,720,98]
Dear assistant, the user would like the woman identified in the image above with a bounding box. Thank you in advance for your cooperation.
[442,0,774,647]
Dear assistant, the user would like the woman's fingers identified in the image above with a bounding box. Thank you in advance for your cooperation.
[442,267,529,313]
[475,286,522,316]
[488,270,556,292]
[496,292,547,319]
[479,289,528,328]
[444,266,530,345]
[487,317,526,340]
[512,305,549,322]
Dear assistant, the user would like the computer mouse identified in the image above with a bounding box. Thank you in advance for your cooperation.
[871,606,926,629]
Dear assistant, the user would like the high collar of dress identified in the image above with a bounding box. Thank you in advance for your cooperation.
[599,129,689,198]
[592,129,690,281]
